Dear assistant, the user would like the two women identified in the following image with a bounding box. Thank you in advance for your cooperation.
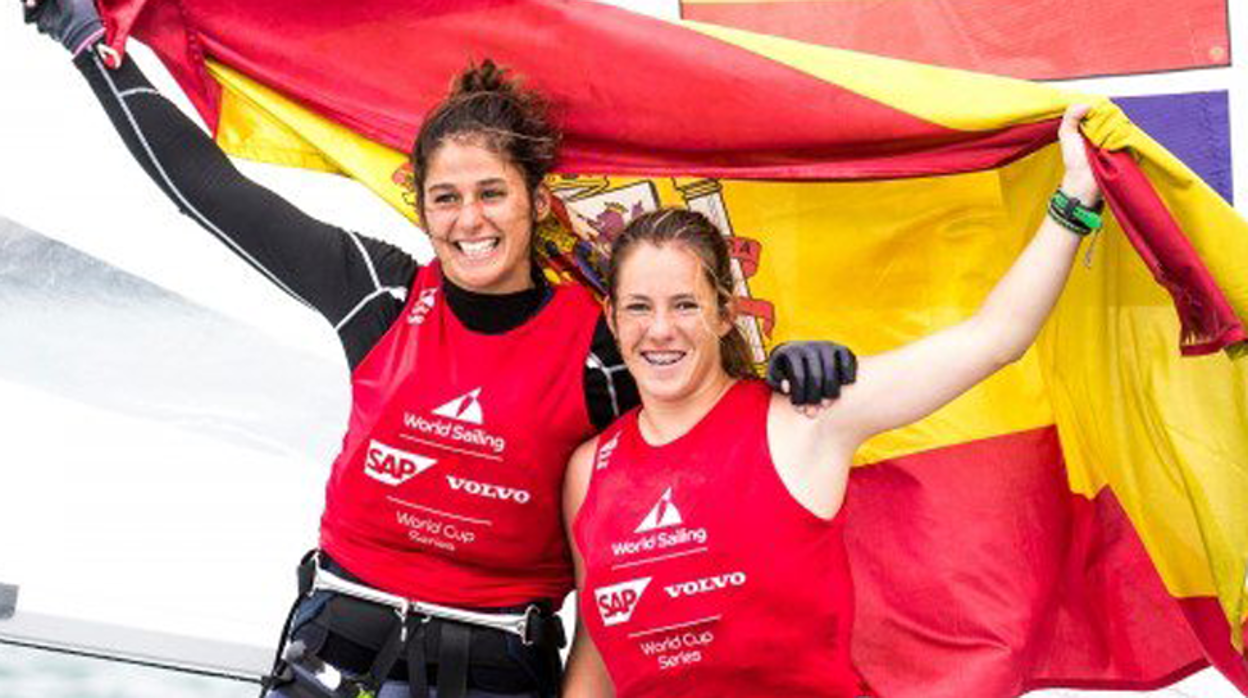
[563,105,1100,696]
[21,1,850,696]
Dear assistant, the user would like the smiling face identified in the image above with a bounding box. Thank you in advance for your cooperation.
[610,242,735,406]
[421,138,550,294]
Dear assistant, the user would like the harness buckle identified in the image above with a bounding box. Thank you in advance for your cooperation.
[518,604,541,646]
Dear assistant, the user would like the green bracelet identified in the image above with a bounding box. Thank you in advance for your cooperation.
[1050,189,1103,234]
[1049,189,1104,236]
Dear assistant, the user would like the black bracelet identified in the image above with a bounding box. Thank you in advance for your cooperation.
[1047,189,1104,237]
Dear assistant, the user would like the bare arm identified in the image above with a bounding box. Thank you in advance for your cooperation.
[563,619,615,698]
[832,212,1083,443]
[561,438,616,697]
[770,105,1100,518]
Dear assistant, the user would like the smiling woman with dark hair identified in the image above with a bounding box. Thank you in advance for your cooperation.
[19,1,858,696]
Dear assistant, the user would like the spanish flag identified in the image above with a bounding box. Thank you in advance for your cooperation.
[96,0,1248,694]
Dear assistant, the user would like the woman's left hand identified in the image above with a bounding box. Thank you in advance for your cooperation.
[1057,104,1101,205]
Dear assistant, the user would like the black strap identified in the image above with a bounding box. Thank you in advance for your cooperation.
[437,622,472,698]
[363,613,407,695]
[259,550,322,698]
[296,551,318,597]
[406,618,429,698]
[526,609,567,650]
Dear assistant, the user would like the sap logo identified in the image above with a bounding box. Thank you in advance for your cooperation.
[364,440,437,486]
[407,288,439,325]
[595,432,620,470]
[446,476,531,504]
[635,486,682,533]
[594,577,652,627]
[432,387,484,425]
[663,572,747,599]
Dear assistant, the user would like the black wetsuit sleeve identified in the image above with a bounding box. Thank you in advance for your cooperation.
[584,316,640,431]
[72,51,419,369]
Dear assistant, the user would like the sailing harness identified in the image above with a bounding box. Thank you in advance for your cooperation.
[261,552,566,698]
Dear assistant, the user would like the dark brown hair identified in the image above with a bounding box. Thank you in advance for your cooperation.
[607,208,756,380]
[410,59,559,219]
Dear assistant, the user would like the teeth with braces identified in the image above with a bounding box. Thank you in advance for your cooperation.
[643,351,685,366]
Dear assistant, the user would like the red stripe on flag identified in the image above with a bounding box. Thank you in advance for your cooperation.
[844,427,1242,696]
[1180,599,1248,692]
[681,0,1230,80]
[99,0,1062,180]
[1091,145,1247,355]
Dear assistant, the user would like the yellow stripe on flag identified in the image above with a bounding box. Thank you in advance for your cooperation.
[209,62,420,224]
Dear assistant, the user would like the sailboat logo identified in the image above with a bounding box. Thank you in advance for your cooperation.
[635,487,683,533]
[432,388,484,425]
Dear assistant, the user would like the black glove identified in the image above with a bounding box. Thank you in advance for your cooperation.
[23,0,103,56]
[766,341,858,406]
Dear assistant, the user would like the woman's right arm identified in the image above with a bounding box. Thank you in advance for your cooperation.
[69,47,418,366]
[769,105,1098,520]
[561,438,616,697]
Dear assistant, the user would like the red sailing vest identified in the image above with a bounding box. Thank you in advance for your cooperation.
[575,380,868,697]
[320,261,599,607]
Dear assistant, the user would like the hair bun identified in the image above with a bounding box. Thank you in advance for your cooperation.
[411,58,559,212]
[452,59,515,97]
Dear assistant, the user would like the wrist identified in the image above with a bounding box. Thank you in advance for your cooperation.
[66,24,105,57]
[1060,174,1100,206]
[1048,188,1104,236]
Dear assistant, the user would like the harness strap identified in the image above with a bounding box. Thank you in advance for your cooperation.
[438,623,472,698]
[363,612,407,694]
[406,617,429,698]
[312,563,542,641]
[259,550,322,698]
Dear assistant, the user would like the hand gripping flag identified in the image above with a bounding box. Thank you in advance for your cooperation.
[94,1,1248,695]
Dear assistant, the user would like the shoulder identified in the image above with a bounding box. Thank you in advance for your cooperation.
[563,434,602,521]
[570,434,601,473]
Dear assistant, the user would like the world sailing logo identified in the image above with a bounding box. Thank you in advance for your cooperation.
[636,487,683,533]
[405,388,506,455]
[432,388,484,425]
[611,486,707,558]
